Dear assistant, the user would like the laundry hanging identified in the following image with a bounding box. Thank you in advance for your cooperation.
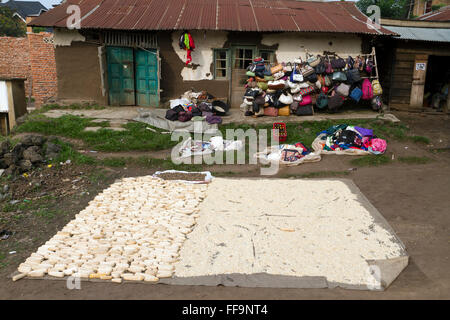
[179,31,195,65]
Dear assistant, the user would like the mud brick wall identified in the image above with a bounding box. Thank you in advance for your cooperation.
[0,32,57,108]
[28,33,57,108]
[0,36,32,94]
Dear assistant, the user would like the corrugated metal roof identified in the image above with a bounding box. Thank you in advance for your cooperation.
[383,25,450,43]
[418,5,450,22]
[29,0,396,35]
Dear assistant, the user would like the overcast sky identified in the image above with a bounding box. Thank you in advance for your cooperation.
[36,0,62,10]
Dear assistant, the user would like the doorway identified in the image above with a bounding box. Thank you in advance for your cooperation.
[230,46,256,108]
[423,55,450,109]
[106,46,159,107]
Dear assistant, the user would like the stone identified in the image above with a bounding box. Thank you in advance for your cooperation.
[18,160,33,172]
[23,146,43,163]
[31,135,46,146]
[3,153,15,166]
[0,140,11,156]
[20,135,34,147]
[45,142,62,160]
[12,143,24,160]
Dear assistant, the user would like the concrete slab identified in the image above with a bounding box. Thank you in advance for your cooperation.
[83,127,127,132]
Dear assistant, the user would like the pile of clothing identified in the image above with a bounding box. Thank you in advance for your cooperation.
[177,136,243,159]
[241,52,384,118]
[312,124,387,155]
[166,90,228,125]
[254,142,321,166]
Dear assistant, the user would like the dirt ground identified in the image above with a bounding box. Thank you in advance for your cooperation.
[0,111,449,299]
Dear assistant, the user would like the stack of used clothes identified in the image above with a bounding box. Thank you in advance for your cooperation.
[254,142,321,166]
[165,90,227,124]
[313,124,387,155]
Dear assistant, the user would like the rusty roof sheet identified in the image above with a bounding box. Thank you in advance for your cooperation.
[29,0,396,35]
[418,6,450,22]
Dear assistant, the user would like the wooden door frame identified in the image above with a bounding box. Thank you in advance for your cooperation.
[230,45,257,107]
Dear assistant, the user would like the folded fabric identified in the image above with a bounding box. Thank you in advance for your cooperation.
[369,138,387,154]
[355,126,373,137]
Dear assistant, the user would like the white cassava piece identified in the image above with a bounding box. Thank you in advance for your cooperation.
[15,176,207,282]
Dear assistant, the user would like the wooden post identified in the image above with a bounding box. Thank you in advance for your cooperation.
[446,81,450,114]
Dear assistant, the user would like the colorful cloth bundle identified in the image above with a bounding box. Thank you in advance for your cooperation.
[179,32,195,65]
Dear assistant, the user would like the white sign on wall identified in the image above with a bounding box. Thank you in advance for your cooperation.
[416,63,426,71]
[0,81,9,113]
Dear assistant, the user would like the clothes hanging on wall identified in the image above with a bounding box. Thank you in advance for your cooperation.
[179,32,195,65]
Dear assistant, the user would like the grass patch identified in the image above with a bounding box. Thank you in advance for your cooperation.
[40,103,106,112]
[408,135,430,144]
[52,139,97,165]
[350,155,391,167]
[15,115,176,152]
[33,208,62,220]
[282,170,350,179]
[398,156,432,164]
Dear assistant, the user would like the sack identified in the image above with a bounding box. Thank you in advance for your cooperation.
[299,95,312,106]
[300,63,315,77]
[258,82,268,91]
[290,64,304,82]
[299,86,315,96]
[165,109,179,121]
[331,57,346,69]
[264,75,274,81]
[349,87,363,102]
[278,105,290,116]
[315,59,326,74]
[296,104,314,116]
[346,69,361,84]
[372,80,383,96]
[336,83,351,97]
[354,56,364,71]
[306,53,320,67]
[292,93,302,102]
[278,92,293,105]
[328,94,344,113]
[305,72,318,83]
[362,78,373,100]
[264,106,278,117]
[316,92,328,109]
[178,111,193,122]
[325,61,333,74]
[271,64,283,74]
[324,75,332,86]
[290,101,299,112]
[273,71,285,80]
[346,56,355,69]
[365,58,374,74]
[268,80,286,90]
[246,71,255,77]
[332,71,347,82]
[371,95,383,111]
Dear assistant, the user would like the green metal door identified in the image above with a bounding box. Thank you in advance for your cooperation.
[106,47,135,106]
[135,49,159,107]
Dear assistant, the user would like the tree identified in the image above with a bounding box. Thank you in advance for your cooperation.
[357,0,410,19]
[0,7,26,37]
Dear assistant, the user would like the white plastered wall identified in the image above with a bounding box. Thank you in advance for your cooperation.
[53,28,86,46]
[171,31,228,81]
[261,32,363,62]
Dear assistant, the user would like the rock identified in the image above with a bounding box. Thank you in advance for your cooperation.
[31,135,46,146]
[12,143,24,160]
[20,135,34,147]
[4,164,17,176]
[45,142,62,160]
[18,160,33,172]
[0,140,11,156]
[0,159,8,170]
[15,114,29,126]
[23,146,43,163]
[3,153,16,166]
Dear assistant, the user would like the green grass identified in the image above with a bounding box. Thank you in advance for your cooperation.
[40,103,106,111]
[408,135,430,144]
[398,156,432,164]
[350,155,391,167]
[15,115,177,152]
[33,208,62,220]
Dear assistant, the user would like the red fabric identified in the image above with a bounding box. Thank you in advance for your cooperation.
[188,33,195,50]
[186,49,192,65]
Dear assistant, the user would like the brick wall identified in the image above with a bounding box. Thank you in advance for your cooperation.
[0,32,57,108]
[28,33,57,108]
[0,36,31,94]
